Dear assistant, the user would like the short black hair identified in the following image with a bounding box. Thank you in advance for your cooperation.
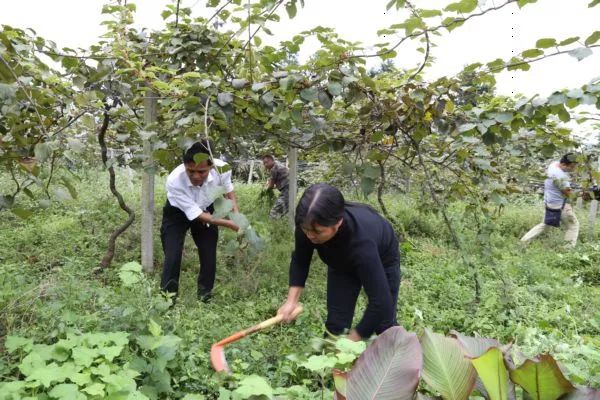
[560,153,577,165]
[295,184,345,228]
[183,140,214,165]
[261,154,274,161]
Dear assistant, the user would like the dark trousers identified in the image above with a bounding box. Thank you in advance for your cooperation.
[160,201,218,296]
[325,263,401,336]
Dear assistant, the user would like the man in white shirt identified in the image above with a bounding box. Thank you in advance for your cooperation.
[161,141,239,302]
[521,153,579,248]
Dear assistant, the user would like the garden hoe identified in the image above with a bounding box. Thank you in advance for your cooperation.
[210,305,303,373]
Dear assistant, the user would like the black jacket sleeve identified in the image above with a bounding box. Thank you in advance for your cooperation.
[289,227,315,287]
[352,240,394,338]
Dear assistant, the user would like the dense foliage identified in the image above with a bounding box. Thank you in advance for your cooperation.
[1,0,600,398]
[0,179,599,398]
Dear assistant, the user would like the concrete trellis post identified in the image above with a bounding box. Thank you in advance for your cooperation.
[287,147,298,231]
[588,156,600,240]
[141,89,157,273]
[247,159,254,184]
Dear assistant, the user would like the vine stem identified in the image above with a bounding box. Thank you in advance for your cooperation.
[97,108,135,269]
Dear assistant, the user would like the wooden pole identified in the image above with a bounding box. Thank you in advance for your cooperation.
[287,147,298,231]
[247,159,254,184]
[576,196,583,210]
[589,200,598,239]
[141,89,157,273]
[588,155,600,240]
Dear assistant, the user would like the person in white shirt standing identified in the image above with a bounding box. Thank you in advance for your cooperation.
[521,153,579,249]
[161,140,240,303]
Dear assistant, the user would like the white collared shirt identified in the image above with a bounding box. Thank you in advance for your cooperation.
[166,159,234,221]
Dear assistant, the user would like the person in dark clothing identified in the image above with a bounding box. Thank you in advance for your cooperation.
[160,141,239,303]
[277,183,401,341]
[261,154,289,218]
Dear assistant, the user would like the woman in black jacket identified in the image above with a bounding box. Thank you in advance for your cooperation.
[277,183,401,341]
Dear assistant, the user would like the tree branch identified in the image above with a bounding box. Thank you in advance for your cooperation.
[349,0,516,60]
[0,54,49,138]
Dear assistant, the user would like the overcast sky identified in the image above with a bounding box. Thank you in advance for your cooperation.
[2,0,599,99]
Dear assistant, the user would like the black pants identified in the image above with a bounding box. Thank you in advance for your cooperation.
[160,201,218,296]
[325,263,401,336]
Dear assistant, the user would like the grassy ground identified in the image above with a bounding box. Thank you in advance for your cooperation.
[0,170,599,398]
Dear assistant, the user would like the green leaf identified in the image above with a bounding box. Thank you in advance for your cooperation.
[487,58,505,71]
[420,9,442,17]
[217,92,234,106]
[54,187,73,202]
[521,48,544,58]
[471,348,509,400]
[517,0,538,7]
[548,93,567,105]
[509,355,575,400]
[206,185,227,202]
[318,91,333,109]
[333,369,347,398]
[0,381,26,397]
[49,383,86,400]
[82,383,106,397]
[261,91,275,105]
[213,197,233,219]
[119,261,143,287]
[71,372,92,386]
[246,227,265,252]
[229,212,250,231]
[589,0,600,6]
[300,87,318,102]
[0,82,17,100]
[5,336,34,353]
[34,142,52,163]
[234,375,273,399]
[444,0,477,13]
[279,76,294,91]
[26,362,66,388]
[72,346,98,367]
[232,78,248,89]
[558,107,571,122]
[335,338,367,355]
[380,50,397,60]
[421,329,476,400]
[346,326,422,400]
[458,123,476,133]
[11,208,33,219]
[559,36,580,46]
[149,319,162,337]
[286,0,297,19]
[442,17,465,32]
[536,38,557,48]
[301,355,338,373]
[328,81,343,96]
[182,394,206,400]
[507,57,530,71]
[102,373,137,394]
[584,31,600,46]
[449,331,500,358]
[568,47,593,61]
[490,112,514,123]
[193,152,210,164]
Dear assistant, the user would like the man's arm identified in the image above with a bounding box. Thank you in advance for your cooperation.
[196,211,238,231]
[265,178,275,190]
[562,187,573,198]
